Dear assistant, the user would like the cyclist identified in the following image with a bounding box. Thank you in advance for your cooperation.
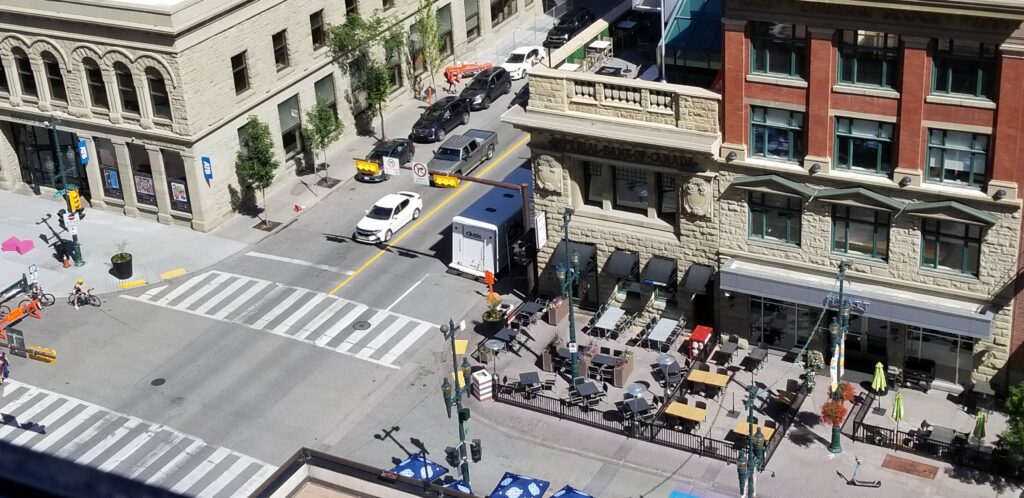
[72,277,86,310]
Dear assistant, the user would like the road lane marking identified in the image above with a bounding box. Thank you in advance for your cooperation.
[356,318,410,358]
[380,322,434,366]
[197,456,256,497]
[194,275,248,314]
[169,446,230,494]
[154,274,206,306]
[75,419,142,465]
[272,292,328,335]
[293,298,347,340]
[334,310,390,353]
[313,304,368,347]
[251,288,307,329]
[174,273,231,310]
[328,135,530,295]
[30,406,101,452]
[385,274,429,311]
[245,251,353,274]
[212,279,271,320]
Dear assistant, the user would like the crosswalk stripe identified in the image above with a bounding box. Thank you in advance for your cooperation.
[155,275,207,306]
[335,310,390,353]
[144,439,206,485]
[293,298,347,340]
[140,285,168,301]
[271,292,327,335]
[212,280,271,320]
[380,322,435,365]
[54,412,123,458]
[96,425,161,472]
[314,304,368,347]
[197,456,256,497]
[194,276,248,315]
[30,405,101,452]
[0,395,61,438]
[174,273,232,310]
[75,419,142,465]
[125,431,187,479]
[356,318,412,359]
[251,288,307,329]
[9,401,77,445]
[169,446,230,494]
[0,390,42,417]
[235,464,277,497]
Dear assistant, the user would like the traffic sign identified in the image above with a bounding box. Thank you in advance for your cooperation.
[66,212,78,228]
[412,162,429,186]
[568,342,578,354]
[69,226,78,235]
[383,156,400,176]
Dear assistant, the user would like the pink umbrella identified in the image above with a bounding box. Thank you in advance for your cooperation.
[1,237,20,252]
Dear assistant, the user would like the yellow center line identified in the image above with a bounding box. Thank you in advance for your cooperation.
[328,134,531,296]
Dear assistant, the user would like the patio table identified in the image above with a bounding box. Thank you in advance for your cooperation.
[748,347,768,371]
[593,307,626,333]
[495,328,518,343]
[624,397,652,415]
[928,426,958,445]
[519,301,544,315]
[575,381,599,398]
[687,369,729,388]
[732,420,776,440]
[646,318,678,348]
[719,342,738,357]
[665,402,706,422]
[591,353,618,367]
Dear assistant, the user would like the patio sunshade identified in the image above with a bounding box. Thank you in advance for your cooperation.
[552,485,594,497]
[641,257,677,287]
[604,250,639,280]
[892,391,905,436]
[490,472,550,498]
[390,454,447,482]
[682,264,714,294]
[443,479,472,494]
[550,241,597,272]
[871,362,887,393]
[973,411,987,442]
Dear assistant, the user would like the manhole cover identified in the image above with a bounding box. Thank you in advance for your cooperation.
[150,378,166,387]
[353,320,371,330]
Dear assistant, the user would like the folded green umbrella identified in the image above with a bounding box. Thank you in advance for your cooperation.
[973,411,987,444]
[871,362,887,410]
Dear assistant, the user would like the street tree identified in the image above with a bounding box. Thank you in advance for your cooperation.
[361,62,393,140]
[414,0,445,104]
[329,13,405,138]
[235,116,279,226]
[303,97,344,180]
[1001,382,1024,474]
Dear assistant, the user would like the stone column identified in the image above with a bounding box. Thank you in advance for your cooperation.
[146,146,173,224]
[136,75,153,130]
[804,27,834,172]
[887,322,907,371]
[103,68,123,124]
[0,54,22,107]
[80,136,106,209]
[478,0,493,39]
[180,152,213,231]
[30,59,52,112]
[0,123,24,189]
[720,18,747,161]
[112,140,138,217]
[894,36,929,187]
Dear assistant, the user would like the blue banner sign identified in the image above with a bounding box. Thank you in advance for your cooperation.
[823,294,870,315]
[201,156,213,180]
[78,139,89,165]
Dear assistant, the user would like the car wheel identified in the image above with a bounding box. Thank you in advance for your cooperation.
[384,230,393,242]
[461,112,470,125]
[437,129,446,141]
[482,97,491,109]
[485,144,495,160]
[413,208,421,220]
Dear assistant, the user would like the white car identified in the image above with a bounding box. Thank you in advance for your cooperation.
[354,192,423,243]
[501,46,545,80]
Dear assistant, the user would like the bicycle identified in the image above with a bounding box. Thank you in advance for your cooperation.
[68,288,101,308]
[20,285,55,308]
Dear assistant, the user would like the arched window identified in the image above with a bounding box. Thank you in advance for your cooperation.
[145,68,172,121]
[113,62,139,114]
[12,48,37,98]
[41,52,67,103]
[82,58,108,110]
[0,58,9,94]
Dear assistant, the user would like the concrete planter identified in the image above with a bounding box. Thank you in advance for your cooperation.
[613,360,633,388]
[111,253,133,280]
[541,350,555,372]
[547,300,568,326]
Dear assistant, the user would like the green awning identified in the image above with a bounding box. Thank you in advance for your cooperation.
[815,187,905,211]
[903,201,999,226]
[731,174,816,197]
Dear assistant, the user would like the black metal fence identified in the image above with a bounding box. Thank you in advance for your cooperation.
[763,387,808,466]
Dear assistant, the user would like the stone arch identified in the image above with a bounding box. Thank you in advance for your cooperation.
[0,33,32,56]
[101,48,135,72]
[28,38,69,68]
[70,44,105,71]
[132,54,177,88]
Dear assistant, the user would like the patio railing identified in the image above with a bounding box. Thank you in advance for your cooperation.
[762,386,808,466]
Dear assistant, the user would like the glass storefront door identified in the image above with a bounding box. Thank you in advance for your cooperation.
[748,296,815,350]
[906,326,974,386]
[12,124,89,195]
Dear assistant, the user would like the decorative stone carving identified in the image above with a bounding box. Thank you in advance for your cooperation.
[534,154,562,194]
[683,177,712,217]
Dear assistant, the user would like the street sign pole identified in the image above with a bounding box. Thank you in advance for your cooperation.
[65,212,85,267]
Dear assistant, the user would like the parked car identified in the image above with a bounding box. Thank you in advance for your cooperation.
[354,192,423,243]
[459,67,512,110]
[410,97,471,143]
[501,46,545,80]
[427,129,498,178]
[543,7,596,49]
[356,139,415,183]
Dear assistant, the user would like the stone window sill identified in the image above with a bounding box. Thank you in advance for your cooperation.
[574,205,676,235]
[919,267,980,283]
[746,238,802,253]
[926,95,996,110]
[829,252,888,268]
[832,85,900,99]
[746,74,808,88]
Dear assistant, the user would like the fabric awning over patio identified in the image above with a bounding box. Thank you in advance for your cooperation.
[683,264,714,294]
[604,250,639,280]
[641,257,677,287]
[719,259,994,339]
[550,241,597,272]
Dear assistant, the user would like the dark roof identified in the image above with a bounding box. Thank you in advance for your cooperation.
[903,201,999,225]
[814,187,904,211]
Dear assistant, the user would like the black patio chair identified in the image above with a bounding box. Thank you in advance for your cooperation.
[543,379,556,391]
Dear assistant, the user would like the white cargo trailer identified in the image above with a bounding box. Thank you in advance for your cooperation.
[448,167,533,277]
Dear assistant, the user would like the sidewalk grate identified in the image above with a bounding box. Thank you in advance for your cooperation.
[881,454,939,479]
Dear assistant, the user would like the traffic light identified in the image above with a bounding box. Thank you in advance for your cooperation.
[56,209,67,230]
[470,439,482,462]
[458,407,471,423]
[512,240,528,265]
[444,446,460,467]
[66,189,82,212]
[433,174,459,188]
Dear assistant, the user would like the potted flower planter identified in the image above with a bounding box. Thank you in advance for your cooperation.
[541,350,555,372]
[546,298,568,326]
[613,360,633,388]
[111,241,133,280]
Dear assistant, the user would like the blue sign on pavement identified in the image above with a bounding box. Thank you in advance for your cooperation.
[78,139,89,165]
[202,156,213,180]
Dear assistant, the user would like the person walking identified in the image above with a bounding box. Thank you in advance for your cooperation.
[445,69,456,94]
[0,351,10,386]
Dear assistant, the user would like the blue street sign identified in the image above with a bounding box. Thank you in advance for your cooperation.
[201,156,213,180]
[78,139,89,165]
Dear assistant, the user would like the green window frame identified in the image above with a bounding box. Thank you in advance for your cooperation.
[920,219,982,276]
[931,39,996,99]
[834,118,894,175]
[750,22,806,78]
[748,191,802,246]
[926,129,988,188]
[838,30,899,89]
[831,205,890,260]
[750,106,804,163]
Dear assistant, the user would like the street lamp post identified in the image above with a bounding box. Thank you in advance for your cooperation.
[440,319,472,489]
[555,206,581,379]
[828,261,850,454]
[736,384,765,497]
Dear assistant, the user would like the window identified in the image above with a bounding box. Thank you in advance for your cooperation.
[748,192,802,245]
[926,129,988,188]
[345,0,357,15]
[658,174,677,221]
[438,4,454,56]
[465,0,480,42]
[83,58,108,109]
[42,52,66,103]
[750,106,804,162]
[750,22,806,78]
[921,219,982,276]
[906,326,974,386]
[583,162,603,207]
[0,59,9,93]
[231,52,249,93]
[237,121,252,154]
[932,40,996,99]
[310,11,326,49]
[490,0,516,28]
[95,137,122,200]
[314,75,338,118]
[13,49,36,98]
[613,166,649,214]
[387,47,403,91]
[832,205,889,260]
[146,68,172,121]
[838,30,899,88]
[273,31,290,70]
[277,95,302,156]
[114,63,140,114]
[383,0,394,10]
[834,118,893,175]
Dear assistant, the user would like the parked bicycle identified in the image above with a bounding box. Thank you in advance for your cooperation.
[68,288,101,308]
[20,284,55,308]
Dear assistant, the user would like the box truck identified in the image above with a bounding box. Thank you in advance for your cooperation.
[448,166,533,278]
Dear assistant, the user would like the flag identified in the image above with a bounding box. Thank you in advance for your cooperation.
[829,343,839,392]
[839,331,846,378]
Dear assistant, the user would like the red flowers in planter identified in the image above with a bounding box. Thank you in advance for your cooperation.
[838,381,857,403]
[821,400,848,426]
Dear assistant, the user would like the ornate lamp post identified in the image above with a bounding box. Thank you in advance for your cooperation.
[440,319,472,488]
[827,261,851,454]
[555,206,582,379]
[736,384,765,497]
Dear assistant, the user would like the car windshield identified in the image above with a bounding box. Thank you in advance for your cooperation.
[466,78,488,90]
[506,54,526,63]
[366,150,386,161]
[435,147,462,161]
[422,106,445,119]
[366,205,393,220]
[556,16,574,26]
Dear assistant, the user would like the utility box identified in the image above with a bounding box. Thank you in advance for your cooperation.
[472,369,493,401]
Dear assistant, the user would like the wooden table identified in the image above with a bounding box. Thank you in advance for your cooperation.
[732,420,776,440]
[664,402,706,422]
[775,391,797,407]
[687,369,730,388]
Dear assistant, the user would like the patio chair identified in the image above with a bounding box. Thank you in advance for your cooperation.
[695,400,708,415]
[568,390,584,405]
[666,370,682,387]
[600,346,612,355]
[573,377,587,386]
[543,379,556,391]
[700,364,711,372]
[716,367,729,376]
[765,420,778,431]
[586,397,602,408]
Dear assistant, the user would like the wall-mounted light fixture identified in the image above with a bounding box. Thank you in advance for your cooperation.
[898,176,912,187]
[809,163,821,174]
[994,189,1007,201]
[726,151,737,162]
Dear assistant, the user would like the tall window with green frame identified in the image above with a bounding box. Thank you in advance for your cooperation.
[920,219,982,276]
[838,30,899,88]
[832,205,889,260]
[750,106,804,162]
[834,118,893,175]
[932,39,996,99]
[926,129,988,188]
[748,191,802,245]
[750,22,806,78]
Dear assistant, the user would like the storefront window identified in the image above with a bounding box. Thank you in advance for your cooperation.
[748,296,816,350]
[748,191,802,245]
[128,143,157,207]
[11,124,87,192]
[438,4,454,56]
[465,0,480,42]
[583,162,603,207]
[906,326,974,386]
[490,0,516,28]
[277,95,302,157]
[95,137,122,200]
[162,150,191,213]
[832,205,889,260]
[613,166,649,214]
[920,219,982,276]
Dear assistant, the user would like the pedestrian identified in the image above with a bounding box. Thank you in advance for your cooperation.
[0,351,10,386]
[452,70,462,93]
[445,70,456,94]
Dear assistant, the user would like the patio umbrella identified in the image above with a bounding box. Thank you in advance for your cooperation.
[390,454,448,482]
[552,485,594,497]
[892,391,905,440]
[443,479,472,494]
[489,471,550,498]
[973,410,987,446]
[871,362,887,410]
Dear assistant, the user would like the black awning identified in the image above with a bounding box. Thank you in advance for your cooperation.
[683,264,714,295]
[641,257,677,287]
[604,250,639,280]
[550,240,597,272]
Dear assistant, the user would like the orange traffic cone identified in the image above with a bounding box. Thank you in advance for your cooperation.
[62,256,71,269]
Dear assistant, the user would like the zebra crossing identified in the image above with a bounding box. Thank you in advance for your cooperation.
[0,380,275,497]
[121,270,438,369]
